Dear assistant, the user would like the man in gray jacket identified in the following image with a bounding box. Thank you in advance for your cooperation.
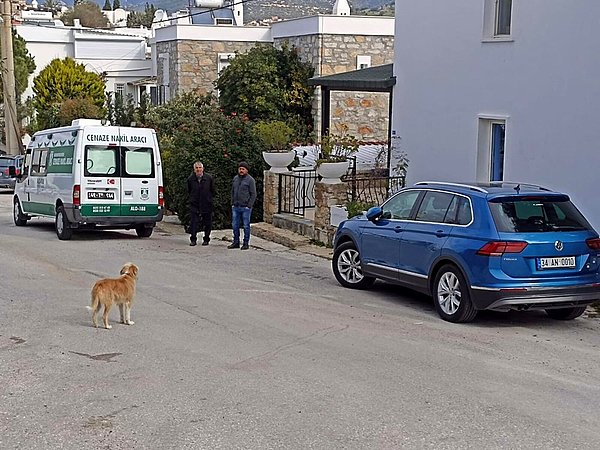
[228,161,257,250]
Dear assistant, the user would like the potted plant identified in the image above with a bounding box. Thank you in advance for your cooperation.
[316,125,359,184]
[254,120,295,173]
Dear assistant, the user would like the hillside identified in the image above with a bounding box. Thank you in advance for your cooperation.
[84,0,394,21]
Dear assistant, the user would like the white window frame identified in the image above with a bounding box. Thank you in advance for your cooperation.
[217,53,235,75]
[494,0,512,37]
[476,115,509,183]
[115,83,125,98]
[356,55,371,70]
[482,0,514,42]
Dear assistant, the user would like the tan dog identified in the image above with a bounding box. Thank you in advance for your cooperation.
[91,263,139,329]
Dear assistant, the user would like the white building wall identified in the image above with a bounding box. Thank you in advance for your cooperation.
[392,0,600,228]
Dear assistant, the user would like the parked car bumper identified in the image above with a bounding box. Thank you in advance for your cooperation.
[471,283,600,311]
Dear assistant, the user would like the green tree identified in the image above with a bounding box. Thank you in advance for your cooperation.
[33,57,105,129]
[106,92,136,126]
[0,31,36,103]
[215,43,315,141]
[127,3,157,28]
[62,1,110,28]
[113,0,121,9]
[58,98,103,126]
[144,92,266,229]
[102,0,112,11]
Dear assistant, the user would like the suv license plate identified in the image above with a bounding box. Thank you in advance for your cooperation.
[538,256,576,270]
[88,191,115,200]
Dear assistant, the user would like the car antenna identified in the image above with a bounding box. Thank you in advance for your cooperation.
[514,183,521,194]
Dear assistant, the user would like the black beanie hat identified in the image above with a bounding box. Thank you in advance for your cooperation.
[238,161,249,170]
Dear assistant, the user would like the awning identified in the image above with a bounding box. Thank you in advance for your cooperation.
[308,63,395,92]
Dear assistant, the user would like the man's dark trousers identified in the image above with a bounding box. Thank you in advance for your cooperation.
[190,209,212,244]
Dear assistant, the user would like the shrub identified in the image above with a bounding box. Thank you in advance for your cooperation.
[254,120,294,152]
[145,93,266,229]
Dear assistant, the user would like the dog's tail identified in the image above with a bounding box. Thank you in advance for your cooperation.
[90,285,100,312]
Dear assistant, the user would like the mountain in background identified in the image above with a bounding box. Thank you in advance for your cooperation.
[80,0,394,21]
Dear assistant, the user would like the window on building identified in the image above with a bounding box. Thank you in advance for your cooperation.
[115,83,125,98]
[218,53,235,75]
[494,0,512,36]
[477,117,507,182]
[356,55,371,70]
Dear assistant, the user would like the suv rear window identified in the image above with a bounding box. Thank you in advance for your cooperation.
[489,195,592,232]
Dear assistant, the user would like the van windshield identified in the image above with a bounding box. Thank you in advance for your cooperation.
[85,146,154,178]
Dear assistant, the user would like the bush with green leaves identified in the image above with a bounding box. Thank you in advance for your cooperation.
[144,92,266,229]
[254,120,294,152]
[215,43,314,141]
[33,57,105,130]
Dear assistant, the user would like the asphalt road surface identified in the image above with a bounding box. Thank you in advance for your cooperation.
[1,190,599,449]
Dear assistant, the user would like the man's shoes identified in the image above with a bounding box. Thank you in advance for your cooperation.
[241,244,249,250]
[189,241,197,246]
[227,243,240,249]
[202,241,209,246]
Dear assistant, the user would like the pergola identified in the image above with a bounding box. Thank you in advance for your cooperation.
[308,63,396,142]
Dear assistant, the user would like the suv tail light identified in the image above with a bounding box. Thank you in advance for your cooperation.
[477,241,528,256]
[586,238,600,250]
[73,185,80,206]
[3,168,8,175]
[158,186,164,207]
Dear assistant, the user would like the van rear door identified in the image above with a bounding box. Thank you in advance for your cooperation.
[118,128,159,218]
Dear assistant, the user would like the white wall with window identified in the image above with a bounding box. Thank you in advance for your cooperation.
[391,0,600,228]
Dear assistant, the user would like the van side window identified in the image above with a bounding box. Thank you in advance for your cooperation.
[123,147,154,177]
[31,148,49,176]
[85,146,118,176]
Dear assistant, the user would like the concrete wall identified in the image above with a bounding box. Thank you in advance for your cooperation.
[392,0,600,228]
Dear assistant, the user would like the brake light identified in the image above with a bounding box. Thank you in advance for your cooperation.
[477,241,528,256]
[586,238,600,250]
[3,168,8,175]
[73,185,80,206]
[158,186,164,207]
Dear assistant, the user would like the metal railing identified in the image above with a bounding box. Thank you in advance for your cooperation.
[343,173,406,206]
[278,168,318,216]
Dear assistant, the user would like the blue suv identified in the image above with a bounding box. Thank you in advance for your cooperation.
[332,182,600,323]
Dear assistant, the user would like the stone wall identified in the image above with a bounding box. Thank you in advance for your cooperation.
[314,181,347,246]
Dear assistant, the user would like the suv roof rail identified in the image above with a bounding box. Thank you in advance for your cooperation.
[414,181,488,193]
[495,181,551,192]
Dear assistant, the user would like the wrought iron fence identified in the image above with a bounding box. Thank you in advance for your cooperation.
[278,168,318,216]
[343,174,406,206]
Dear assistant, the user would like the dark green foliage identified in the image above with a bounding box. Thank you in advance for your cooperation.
[58,98,103,126]
[0,31,36,103]
[127,3,157,28]
[144,92,266,229]
[62,1,110,28]
[113,0,121,9]
[215,43,314,141]
[106,92,136,126]
[102,0,112,10]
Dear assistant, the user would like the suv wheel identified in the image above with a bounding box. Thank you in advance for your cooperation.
[433,264,477,323]
[13,199,28,226]
[545,306,587,320]
[55,206,73,240]
[332,241,375,289]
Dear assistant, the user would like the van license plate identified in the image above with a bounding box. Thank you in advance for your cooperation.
[88,191,115,200]
[537,256,576,270]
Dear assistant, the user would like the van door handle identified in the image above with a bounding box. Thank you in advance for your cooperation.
[394,226,403,233]
[141,180,148,184]
[435,230,447,237]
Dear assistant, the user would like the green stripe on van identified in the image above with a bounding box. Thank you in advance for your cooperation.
[80,204,159,216]
[22,201,55,216]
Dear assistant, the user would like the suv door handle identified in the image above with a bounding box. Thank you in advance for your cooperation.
[435,230,447,237]
[394,226,403,233]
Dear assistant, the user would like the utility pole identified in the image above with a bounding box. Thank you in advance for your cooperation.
[1,0,19,155]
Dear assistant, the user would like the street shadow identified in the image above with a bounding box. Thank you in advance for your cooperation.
[22,221,139,241]
[367,280,593,328]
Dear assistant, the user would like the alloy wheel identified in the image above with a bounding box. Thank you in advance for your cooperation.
[437,271,462,315]
[337,248,364,284]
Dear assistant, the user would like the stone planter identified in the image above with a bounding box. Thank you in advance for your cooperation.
[317,161,348,184]
[262,150,295,173]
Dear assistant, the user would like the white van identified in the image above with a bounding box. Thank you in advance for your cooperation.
[11,119,164,240]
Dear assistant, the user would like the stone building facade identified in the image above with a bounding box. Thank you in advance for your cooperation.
[153,16,394,140]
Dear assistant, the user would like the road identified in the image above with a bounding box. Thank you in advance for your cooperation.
[1,190,599,449]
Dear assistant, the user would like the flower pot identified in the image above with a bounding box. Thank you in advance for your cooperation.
[317,161,348,184]
[262,151,295,173]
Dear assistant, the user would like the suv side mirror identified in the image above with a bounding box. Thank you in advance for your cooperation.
[366,206,383,222]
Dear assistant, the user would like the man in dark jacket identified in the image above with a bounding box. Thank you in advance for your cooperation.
[228,161,257,250]
[187,161,215,246]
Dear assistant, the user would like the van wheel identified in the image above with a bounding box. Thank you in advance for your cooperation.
[13,199,28,226]
[135,225,153,238]
[433,264,478,323]
[55,206,73,240]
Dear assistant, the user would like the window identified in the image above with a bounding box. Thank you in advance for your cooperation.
[356,55,371,70]
[123,147,154,177]
[85,146,118,177]
[476,116,507,183]
[115,83,125,98]
[495,0,512,36]
[490,122,505,182]
[415,191,454,223]
[382,190,420,220]
[31,148,49,176]
[218,53,235,75]
[445,195,473,225]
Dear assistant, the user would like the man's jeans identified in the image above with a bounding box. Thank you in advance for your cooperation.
[232,206,251,245]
